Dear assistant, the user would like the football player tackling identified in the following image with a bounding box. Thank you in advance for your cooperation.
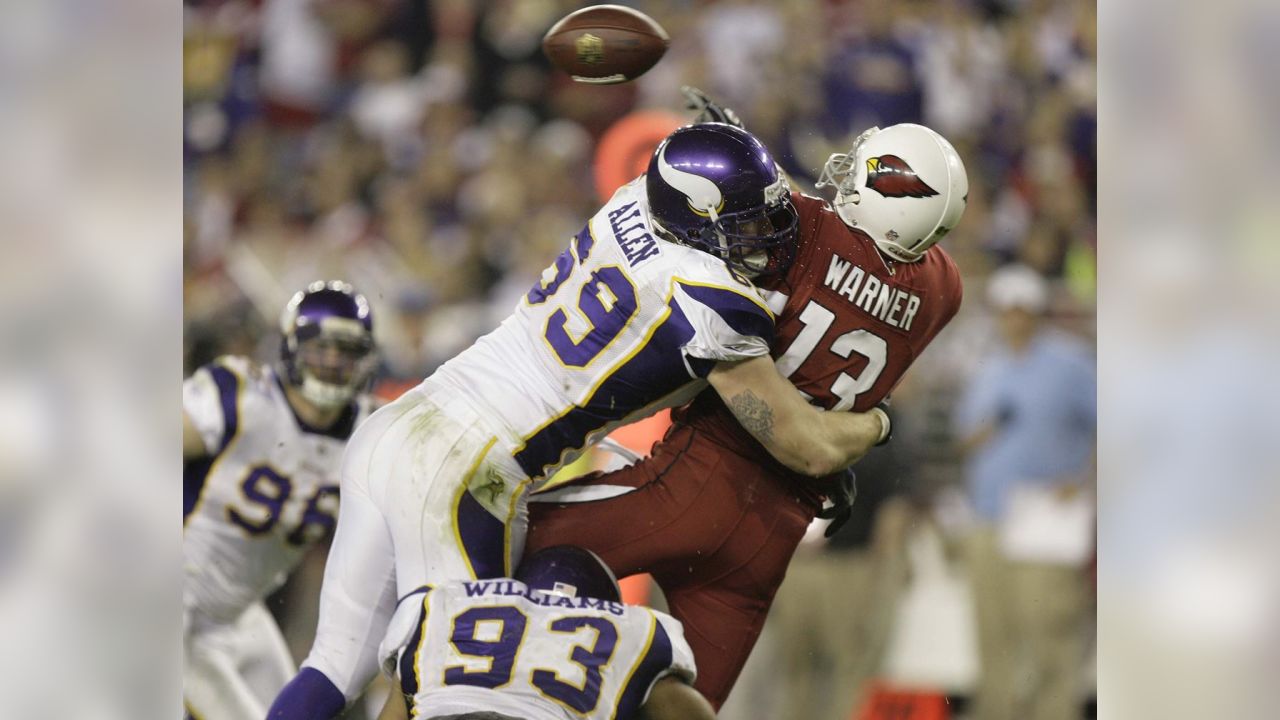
[268,124,894,718]
[527,99,968,708]
[182,281,378,720]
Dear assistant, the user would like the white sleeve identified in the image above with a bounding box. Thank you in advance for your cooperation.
[377,586,432,678]
[182,365,230,455]
[639,610,697,704]
[301,444,399,701]
[671,281,774,376]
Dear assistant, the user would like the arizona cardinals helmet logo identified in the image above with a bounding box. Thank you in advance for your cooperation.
[865,155,939,198]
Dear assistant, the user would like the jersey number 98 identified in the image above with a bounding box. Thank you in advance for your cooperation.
[226,465,338,546]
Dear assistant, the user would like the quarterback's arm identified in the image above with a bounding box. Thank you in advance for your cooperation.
[639,676,718,720]
[708,354,889,477]
[183,409,208,460]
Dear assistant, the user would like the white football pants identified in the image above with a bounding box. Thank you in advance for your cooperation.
[301,380,531,701]
[184,601,295,720]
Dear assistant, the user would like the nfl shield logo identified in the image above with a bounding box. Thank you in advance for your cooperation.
[575,33,605,64]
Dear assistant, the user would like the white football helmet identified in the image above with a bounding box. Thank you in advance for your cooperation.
[816,123,968,263]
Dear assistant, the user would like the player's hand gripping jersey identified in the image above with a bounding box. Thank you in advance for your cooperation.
[183,355,371,625]
[380,579,696,720]
[431,176,775,485]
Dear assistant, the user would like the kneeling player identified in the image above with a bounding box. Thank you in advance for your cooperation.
[377,545,715,720]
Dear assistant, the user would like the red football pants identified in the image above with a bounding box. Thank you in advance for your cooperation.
[526,423,819,709]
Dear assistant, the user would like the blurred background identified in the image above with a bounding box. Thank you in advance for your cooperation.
[182,0,1096,718]
[12,0,1280,716]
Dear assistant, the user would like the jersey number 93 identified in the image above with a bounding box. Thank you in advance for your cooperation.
[435,605,619,713]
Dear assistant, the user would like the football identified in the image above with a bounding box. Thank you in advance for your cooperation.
[541,5,670,85]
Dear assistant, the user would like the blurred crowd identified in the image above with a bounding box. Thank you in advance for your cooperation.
[183,0,1096,717]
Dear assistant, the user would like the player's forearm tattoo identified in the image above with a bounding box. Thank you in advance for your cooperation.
[727,390,775,443]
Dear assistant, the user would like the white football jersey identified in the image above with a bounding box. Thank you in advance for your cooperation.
[183,356,372,624]
[382,579,696,720]
[431,178,776,483]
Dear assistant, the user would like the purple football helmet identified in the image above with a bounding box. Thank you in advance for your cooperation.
[279,280,377,409]
[646,122,798,278]
[515,545,621,602]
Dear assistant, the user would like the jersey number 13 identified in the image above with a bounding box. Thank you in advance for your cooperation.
[774,300,889,411]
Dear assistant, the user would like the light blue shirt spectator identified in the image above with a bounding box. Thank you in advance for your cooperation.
[954,328,1096,521]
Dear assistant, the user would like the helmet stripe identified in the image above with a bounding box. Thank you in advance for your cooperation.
[656,142,723,216]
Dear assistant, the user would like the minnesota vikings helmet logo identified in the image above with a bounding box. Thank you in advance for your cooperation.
[865,155,939,198]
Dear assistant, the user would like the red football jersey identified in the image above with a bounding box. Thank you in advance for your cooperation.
[678,192,963,473]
